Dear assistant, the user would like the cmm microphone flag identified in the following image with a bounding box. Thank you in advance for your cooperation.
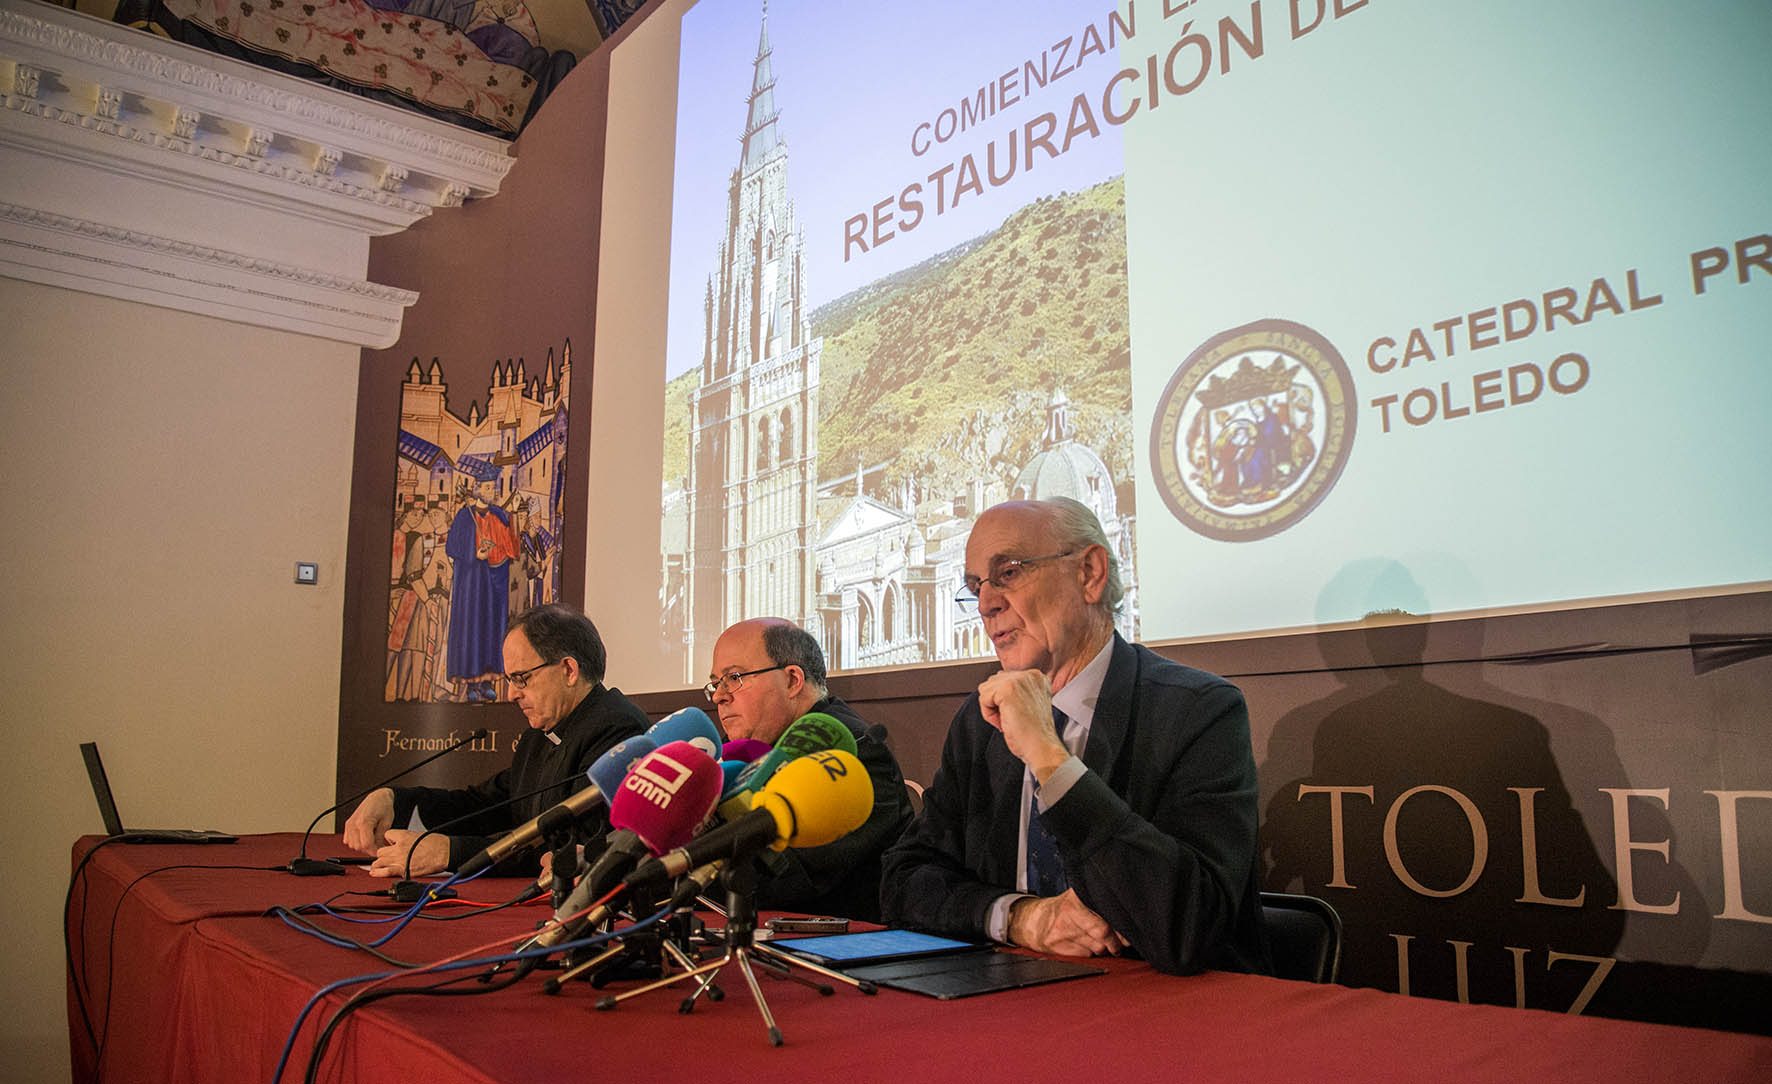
[567,740,725,907]
[607,741,725,855]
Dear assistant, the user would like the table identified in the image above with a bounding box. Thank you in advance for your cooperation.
[67,835,1772,1083]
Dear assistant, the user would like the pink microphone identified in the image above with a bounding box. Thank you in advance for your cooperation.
[606,740,724,855]
[721,738,774,764]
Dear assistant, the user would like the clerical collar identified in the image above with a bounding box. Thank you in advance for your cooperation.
[543,682,602,744]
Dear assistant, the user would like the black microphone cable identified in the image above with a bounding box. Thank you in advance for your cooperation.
[290,727,489,876]
[272,775,588,962]
[275,901,675,1084]
[87,859,286,1082]
[387,769,595,900]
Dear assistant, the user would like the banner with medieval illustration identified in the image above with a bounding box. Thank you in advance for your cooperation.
[386,344,572,702]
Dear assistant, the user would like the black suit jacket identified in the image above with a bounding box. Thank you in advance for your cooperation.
[880,635,1270,975]
[752,695,914,922]
[390,683,649,876]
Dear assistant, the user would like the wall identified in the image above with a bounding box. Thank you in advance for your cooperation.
[0,279,356,1081]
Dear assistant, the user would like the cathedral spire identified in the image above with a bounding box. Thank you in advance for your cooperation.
[741,3,783,172]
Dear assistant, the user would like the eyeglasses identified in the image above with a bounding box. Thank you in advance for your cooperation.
[504,658,562,689]
[703,664,787,702]
[954,550,1076,612]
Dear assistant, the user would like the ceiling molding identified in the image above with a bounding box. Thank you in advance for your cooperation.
[0,0,516,345]
[0,198,421,347]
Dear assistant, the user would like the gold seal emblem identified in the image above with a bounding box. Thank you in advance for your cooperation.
[1150,319,1356,541]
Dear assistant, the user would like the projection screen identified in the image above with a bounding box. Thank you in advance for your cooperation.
[589,0,1772,692]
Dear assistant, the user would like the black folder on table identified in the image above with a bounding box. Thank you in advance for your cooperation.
[773,929,1105,999]
[80,742,237,844]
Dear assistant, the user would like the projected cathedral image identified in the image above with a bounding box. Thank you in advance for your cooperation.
[659,4,1139,682]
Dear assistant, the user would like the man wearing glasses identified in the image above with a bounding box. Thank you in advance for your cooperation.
[881,498,1269,975]
[344,604,648,878]
[705,618,914,921]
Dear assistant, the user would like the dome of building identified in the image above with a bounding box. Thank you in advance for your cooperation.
[1010,389,1117,525]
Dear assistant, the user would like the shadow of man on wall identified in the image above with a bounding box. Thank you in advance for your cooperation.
[1258,560,1714,1018]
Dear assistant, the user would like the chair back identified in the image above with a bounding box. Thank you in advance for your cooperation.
[903,778,925,815]
[1261,892,1342,984]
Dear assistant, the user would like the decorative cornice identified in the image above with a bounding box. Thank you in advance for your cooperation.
[0,1,515,225]
[0,0,520,345]
[1,92,439,223]
[0,7,512,180]
[0,200,420,347]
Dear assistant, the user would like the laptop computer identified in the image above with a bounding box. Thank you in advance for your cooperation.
[80,742,237,844]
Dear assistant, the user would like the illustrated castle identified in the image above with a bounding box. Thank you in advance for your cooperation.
[397,346,570,531]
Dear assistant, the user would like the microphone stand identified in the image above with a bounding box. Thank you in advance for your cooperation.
[748,925,877,1000]
[541,900,708,995]
[543,864,724,997]
[591,862,874,1046]
[505,818,593,969]
[548,840,579,911]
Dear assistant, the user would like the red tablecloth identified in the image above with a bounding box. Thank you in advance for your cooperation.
[67,835,1772,1084]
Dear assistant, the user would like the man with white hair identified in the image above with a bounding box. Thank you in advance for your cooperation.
[881,497,1269,974]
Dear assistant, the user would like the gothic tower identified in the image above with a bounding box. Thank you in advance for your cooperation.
[683,6,821,681]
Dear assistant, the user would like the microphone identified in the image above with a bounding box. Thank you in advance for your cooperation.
[289,727,489,876]
[453,735,657,879]
[589,736,660,797]
[610,741,725,853]
[773,711,858,759]
[665,860,726,911]
[708,756,759,832]
[628,748,872,888]
[569,741,725,911]
[722,738,773,763]
[719,759,750,796]
[718,711,859,823]
[645,705,722,761]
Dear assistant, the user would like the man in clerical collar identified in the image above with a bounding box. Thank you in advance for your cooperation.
[344,604,647,878]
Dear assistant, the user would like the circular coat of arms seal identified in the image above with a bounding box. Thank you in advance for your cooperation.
[1149,318,1356,541]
